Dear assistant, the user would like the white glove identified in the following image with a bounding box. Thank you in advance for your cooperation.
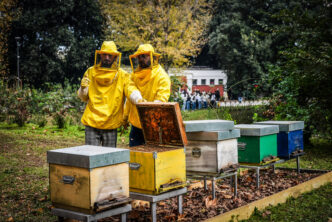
[130,90,144,104]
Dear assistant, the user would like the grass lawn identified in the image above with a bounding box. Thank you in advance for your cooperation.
[0,111,331,221]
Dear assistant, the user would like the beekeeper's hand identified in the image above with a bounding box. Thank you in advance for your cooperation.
[81,77,90,88]
[130,90,146,104]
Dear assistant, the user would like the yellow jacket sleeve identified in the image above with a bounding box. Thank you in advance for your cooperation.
[77,70,90,102]
[154,72,171,102]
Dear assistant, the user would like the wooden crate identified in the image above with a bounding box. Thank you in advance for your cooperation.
[186,129,240,174]
[235,124,279,164]
[47,145,130,214]
[128,102,187,195]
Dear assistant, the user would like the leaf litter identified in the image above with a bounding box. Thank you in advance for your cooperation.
[100,168,322,222]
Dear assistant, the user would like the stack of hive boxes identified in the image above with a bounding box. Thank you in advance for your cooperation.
[235,124,279,164]
[128,102,187,195]
[253,121,304,159]
[47,145,130,214]
[184,120,240,174]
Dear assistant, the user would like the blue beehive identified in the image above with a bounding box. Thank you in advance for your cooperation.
[253,121,304,159]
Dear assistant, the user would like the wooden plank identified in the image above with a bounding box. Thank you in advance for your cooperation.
[174,102,188,146]
[129,151,155,192]
[217,139,238,170]
[186,141,218,173]
[155,149,186,194]
[205,171,332,222]
[186,139,238,174]
[90,162,129,207]
[50,164,90,210]
[136,102,187,146]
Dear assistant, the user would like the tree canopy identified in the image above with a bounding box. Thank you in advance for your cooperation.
[268,0,332,137]
[100,0,212,71]
[7,0,104,87]
[0,0,20,78]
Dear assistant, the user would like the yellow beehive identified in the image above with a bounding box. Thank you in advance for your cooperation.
[128,102,187,195]
[47,146,130,214]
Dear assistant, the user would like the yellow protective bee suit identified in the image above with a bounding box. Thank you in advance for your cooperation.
[78,41,138,130]
[124,44,171,129]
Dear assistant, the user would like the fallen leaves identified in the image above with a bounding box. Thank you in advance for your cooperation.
[205,195,217,208]
[122,168,322,221]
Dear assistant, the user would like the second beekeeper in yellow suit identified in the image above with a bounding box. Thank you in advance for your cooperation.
[124,44,171,147]
[78,41,143,147]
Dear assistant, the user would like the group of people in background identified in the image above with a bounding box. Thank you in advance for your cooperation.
[178,88,221,111]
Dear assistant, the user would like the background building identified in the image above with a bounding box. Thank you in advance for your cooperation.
[169,67,228,97]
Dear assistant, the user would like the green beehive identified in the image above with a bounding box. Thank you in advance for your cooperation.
[235,124,279,164]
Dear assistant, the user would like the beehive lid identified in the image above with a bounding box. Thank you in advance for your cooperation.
[235,124,279,136]
[253,121,304,132]
[137,102,187,146]
[186,129,240,141]
[47,145,130,169]
[184,120,234,132]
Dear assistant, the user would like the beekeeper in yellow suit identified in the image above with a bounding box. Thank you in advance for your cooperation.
[124,44,171,147]
[78,41,143,147]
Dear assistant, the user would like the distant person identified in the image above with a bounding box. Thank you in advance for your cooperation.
[77,41,142,147]
[196,92,202,109]
[215,88,220,101]
[210,93,216,108]
[191,92,196,110]
[202,91,208,109]
[238,96,243,103]
[181,91,186,111]
[186,93,191,111]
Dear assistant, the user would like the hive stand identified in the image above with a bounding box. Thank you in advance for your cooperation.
[130,187,187,222]
[52,204,131,222]
[240,153,305,188]
[187,170,238,200]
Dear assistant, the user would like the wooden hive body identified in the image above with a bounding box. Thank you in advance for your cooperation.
[185,128,240,174]
[47,145,130,214]
[128,102,187,195]
[235,124,279,164]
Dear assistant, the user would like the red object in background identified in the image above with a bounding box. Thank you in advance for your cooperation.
[254,84,259,88]
[192,85,224,95]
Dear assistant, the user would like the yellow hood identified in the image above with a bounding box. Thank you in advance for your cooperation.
[94,41,121,70]
[129,44,161,73]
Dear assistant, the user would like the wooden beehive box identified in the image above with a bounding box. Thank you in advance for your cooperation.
[254,121,304,159]
[128,102,187,195]
[235,124,279,164]
[47,145,130,214]
[184,120,240,174]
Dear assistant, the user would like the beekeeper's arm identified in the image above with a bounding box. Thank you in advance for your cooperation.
[125,74,145,104]
[77,70,90,102]
[153,73,171,102]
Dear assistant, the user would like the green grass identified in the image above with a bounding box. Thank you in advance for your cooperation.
[181,106,267,124]
[241,182,332,222]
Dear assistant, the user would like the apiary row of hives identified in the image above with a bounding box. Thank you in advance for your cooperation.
[47,102,304,214]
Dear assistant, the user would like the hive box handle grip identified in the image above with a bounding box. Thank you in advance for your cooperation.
[62,175,75,184]
[238,142,247,151]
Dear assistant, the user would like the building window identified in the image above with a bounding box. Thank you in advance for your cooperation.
[193,79,197,86]
[218,79,223,85]
[201,79,206,85]
[210,79,215,85]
